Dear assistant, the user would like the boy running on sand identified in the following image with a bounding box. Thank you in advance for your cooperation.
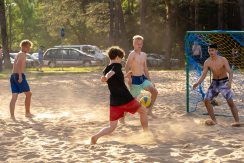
[91,46,148,144]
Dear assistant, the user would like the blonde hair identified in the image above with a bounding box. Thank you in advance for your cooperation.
[133,35,144,45]
[19,40,33,48]
[133,35,144,41]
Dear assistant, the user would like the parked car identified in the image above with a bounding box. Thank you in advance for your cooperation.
[43,48,101,68]
[28,54,39,67]
[54,45,108,64]
[9,53,37,68]
[147,53,164,67]
[31,52,39,60]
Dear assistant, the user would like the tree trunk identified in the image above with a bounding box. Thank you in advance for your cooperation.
[140,0,146,35]
[109,0,115,45]
[117,0,128,49]
[239,0,244,30]
[114,0,119,45]
[117,0,126,35]
[0,0,11,68]
[131,0,134,12]
[164,0,172,69]
[127,0,132,15]
[194,0,199,30]
[218,0,224,29]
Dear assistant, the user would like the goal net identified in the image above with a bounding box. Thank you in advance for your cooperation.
[185,31,243,117]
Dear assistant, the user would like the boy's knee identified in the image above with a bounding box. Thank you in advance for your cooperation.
[137,107,147,115]
[204,99,210,104]
[153,88,158,95]
[26,91,32,97]
[11,98,17,103]
[150,87,158,96]
[227,99,235,107]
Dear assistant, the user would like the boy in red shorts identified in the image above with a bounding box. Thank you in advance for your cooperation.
[91,46,148,144]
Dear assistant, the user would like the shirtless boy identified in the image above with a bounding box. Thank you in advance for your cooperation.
[125,35,158,117]
[9,40,34,120]
[193,44,240,127]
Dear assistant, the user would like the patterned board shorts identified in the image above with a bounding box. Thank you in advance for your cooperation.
[204,77,233,101]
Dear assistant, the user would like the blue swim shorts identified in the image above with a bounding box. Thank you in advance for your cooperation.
[10,73,30,94]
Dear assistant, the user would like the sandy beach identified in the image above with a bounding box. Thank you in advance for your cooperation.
[0,70,243,162]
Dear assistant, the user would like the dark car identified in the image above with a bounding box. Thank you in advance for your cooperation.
[43,48,101,68]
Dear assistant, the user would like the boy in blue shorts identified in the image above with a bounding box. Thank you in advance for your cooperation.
[9,40,34,120]
[125,35,158,118]
[90,46,148,144]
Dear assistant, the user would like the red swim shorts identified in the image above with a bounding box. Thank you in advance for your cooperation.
[110,99,141,121]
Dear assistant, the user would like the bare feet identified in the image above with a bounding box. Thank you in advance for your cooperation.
[25,113,35,118]
[147,111,157,118]
[11,116,17,121]
[231,122,241,127]
[205,119,217,126]
[90,136,98,145]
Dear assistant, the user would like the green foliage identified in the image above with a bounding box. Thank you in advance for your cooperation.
[1,0,241,58]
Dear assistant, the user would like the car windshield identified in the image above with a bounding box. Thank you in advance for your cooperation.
[92,46,102,53]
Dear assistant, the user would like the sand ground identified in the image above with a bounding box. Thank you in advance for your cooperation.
[0,71,243,163]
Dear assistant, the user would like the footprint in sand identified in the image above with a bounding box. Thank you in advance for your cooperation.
[23,153,41,160]
[214,148,233,156]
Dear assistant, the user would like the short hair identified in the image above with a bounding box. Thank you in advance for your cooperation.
[19,40,33,48]
[208,44,217,49]
[133,35,144,41]
[107,46,125,60]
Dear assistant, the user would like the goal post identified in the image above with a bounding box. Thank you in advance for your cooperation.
[185,31,243,117]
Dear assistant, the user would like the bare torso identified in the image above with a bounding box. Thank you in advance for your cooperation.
[192,45,201,56]
[206,56,228,79]
[12,52,26,73]
[128,51,147,76]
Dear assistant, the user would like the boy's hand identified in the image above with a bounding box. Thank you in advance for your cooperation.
[125,71,133,78]
[227,81,232,89]
[18,76,23,83]
[193,83,198,90]
[127,77,132,87]
[101,76,107,82]
[127,71,133,76]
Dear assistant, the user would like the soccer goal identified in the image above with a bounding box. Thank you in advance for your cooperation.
[185,31,243,117]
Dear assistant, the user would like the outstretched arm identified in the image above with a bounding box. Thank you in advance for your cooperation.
[101,70,115,82]
[199,46,202,58]
[144,54,151,81]
[124,71,132,78]
[223,57,233,88]
[193,60,208,89]
[125,53,132,73]
[16,54,25,83]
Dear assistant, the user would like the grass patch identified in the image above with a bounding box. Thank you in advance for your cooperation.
[26,66,103,73]
[0,69,12,79]
[0,67,103,79]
